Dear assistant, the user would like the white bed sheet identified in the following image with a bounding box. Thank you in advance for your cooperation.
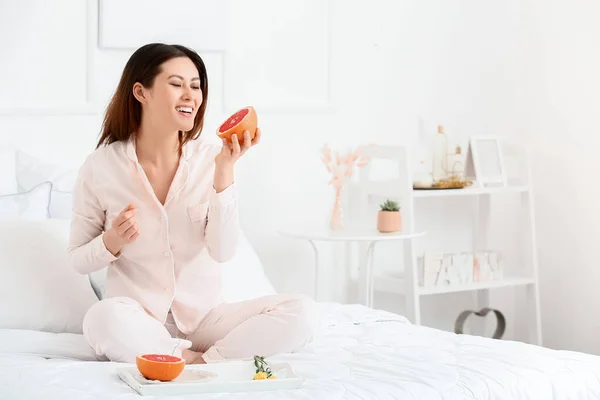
[2,303,600,399]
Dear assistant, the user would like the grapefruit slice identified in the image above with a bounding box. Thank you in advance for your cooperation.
[136,354,185,382]
[217,106,258,143]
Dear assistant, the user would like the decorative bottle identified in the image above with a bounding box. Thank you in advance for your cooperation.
[432,125,448,181]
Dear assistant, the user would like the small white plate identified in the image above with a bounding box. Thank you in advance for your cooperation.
[117,361,304,396]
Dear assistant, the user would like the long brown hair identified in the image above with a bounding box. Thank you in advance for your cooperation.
[96,43,208,149]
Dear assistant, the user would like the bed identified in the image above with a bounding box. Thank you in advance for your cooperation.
[3,155,600,399]
[2,302,600,399]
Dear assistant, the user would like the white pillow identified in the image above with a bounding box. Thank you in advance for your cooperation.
[0,219,99,334]
[89,231,276,302]
[0,181,51,220]
[0,329,102,361]
[0,146,18,195]
[15,151,78,192]
[49,190,73,219]
[15,151,77,219]
[219,231,277,302]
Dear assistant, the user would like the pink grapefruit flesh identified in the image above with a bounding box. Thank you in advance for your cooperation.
[136,354,185,382]
[217,106,258,144]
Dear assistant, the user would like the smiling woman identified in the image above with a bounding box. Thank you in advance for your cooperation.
[66,43,316,366]
[97,43,209,148]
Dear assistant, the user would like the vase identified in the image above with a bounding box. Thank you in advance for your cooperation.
[377,210,402,233]
[329,187,344,230]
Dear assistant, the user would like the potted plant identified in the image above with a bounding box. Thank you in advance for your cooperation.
[377,199,401,233]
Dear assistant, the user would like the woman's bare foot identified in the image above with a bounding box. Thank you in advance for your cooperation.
[181,349,205,364]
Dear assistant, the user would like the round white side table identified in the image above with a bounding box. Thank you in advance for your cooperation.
[277,227,426,307]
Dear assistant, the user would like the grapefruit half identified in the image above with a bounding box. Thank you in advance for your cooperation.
[136,354,185,382]
[217,106,258,143]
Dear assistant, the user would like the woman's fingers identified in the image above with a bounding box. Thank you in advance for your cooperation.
[243,131,252,151]
[128,231,140,242]
[123,222,139,241]
[115,209,136,227]
[117,215,136,235]
[231,133,241,155]
[252,128,261,146]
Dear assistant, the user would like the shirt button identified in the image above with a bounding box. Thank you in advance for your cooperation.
[161,215,168,220]
[163,251,170,257]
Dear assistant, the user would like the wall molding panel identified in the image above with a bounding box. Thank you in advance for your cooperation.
[98,0,228,52]
[0,0,98,115]
[98,0,333,114]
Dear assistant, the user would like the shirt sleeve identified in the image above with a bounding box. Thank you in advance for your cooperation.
[202,144,241,263]
[67,155,119,275]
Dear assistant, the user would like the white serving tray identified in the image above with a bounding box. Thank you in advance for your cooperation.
[117,360,304,396]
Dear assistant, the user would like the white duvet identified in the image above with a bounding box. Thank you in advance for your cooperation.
[1,303,600,400]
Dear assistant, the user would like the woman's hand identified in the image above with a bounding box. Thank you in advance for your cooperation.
[213,128,261,192]
[102,203,139,256]
[215,128,261,168]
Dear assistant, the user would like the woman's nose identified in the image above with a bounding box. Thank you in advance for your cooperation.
[182,85,193,100]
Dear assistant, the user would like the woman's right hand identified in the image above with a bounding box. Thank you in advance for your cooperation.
[102,203,140,256]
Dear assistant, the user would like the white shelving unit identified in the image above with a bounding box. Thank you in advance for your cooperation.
[347,142,542,346]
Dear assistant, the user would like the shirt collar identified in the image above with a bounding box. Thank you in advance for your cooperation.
[125,136,138,162]
[125,134,193,162]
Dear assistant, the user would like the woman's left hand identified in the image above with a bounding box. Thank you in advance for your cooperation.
[215,128,261,167]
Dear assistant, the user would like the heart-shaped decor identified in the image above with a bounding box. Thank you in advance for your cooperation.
[454,307,506,339]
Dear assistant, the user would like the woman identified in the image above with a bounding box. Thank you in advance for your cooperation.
[67,43,316,364]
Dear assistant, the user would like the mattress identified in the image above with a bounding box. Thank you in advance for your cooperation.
[1,302,600,399]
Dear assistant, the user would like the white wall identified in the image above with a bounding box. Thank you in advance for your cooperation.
[521,0,600,355]
[3,0,580,349]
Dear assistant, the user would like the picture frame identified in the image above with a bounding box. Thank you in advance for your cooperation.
[464,135,507,187]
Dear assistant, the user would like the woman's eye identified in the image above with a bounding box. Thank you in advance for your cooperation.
[192,86,200,90]
[170,83,181,87]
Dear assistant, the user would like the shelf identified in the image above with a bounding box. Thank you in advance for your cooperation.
[412,185,530,198]
[418,277,536,295]
[349,143,541,344]
[373,274,535,296]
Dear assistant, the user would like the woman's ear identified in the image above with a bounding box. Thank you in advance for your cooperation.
[132,82,147,104]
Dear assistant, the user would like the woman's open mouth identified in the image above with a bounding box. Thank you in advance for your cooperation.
[176,106,193,117]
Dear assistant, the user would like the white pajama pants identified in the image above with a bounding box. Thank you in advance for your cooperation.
[82,294,317,363]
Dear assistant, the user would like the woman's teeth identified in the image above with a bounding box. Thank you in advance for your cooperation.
[176,107,192,115]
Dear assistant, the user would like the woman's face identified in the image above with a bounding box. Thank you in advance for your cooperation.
[135,56,203,134]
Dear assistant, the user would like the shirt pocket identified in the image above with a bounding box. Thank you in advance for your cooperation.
[188,201,209,222]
